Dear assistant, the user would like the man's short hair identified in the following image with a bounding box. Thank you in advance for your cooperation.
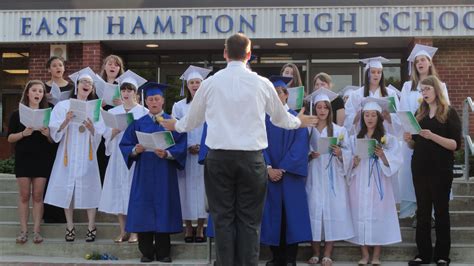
[225,33,251,61]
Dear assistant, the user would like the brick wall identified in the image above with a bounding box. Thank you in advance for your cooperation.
[28,42,108,81]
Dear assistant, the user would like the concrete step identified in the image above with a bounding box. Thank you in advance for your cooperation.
[0,206,118,223]
[1,222,474,244]
[1,237,474,263]
[1,256,473,266]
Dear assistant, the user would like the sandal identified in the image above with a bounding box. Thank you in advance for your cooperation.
[16,231,28,244]
[358,258,369,266]
[65,227,75,242]
[184,227,195,243]
[307,256,320,264]
[85,227,97,242]
[371,259,381,265]
[114,232,130,243]
[32,232,43,244]
[322,257,333,266]
[128,233,138,243]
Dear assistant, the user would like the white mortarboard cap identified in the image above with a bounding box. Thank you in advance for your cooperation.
[179,65,212,96]
[339,85,359,97]
[360,56,390,71]
[115,70,147,89]
[305,88,338,103]
[362,97,390,113]
[407,44,438,75]
[68,67,97,95]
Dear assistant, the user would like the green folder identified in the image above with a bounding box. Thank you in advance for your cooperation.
[387,96,397,113]
[42,108,52,127]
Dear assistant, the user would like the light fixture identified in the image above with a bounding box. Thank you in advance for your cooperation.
[146,44,159,48]
[3,69,29,74]
[2,52,29,58]
[252,44,261,49]
[275,42,288,47]
[354,41,368,46]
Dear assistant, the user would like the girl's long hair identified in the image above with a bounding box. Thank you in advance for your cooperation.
[357,111,385,142]
[315,100,334,137]
[20,80,49,109]
[363,69,387,97]
[415,75,450,123]
[280,63,303,87]
[100,55,125,81]
[410,55,440,91]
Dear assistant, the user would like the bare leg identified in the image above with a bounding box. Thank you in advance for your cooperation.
[184,220,193,237]
[64,208,74,230]
[372,245,382,263]
[359,246,370,264]
[31,178,46,233]
[196,218,205,237]
[308,241,321,263]
[17,178,31,233]
[86,208,96,230]
[117,214,126,236]
[323,241,334,258]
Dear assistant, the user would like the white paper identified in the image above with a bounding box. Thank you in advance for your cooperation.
[101,109,134,131]
[397,111,422,134]
[95,76,120,106]
[317,137,337,154]
[287,86,305,110]
[48,82,71,105]
[136,131,175,151]
[355,139,377,159]
[19,103,52,130]
[69,98,102,123]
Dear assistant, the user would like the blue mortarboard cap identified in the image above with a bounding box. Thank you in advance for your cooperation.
[269,75,292,88]
[141,82,169,97]
[249,54,257,63]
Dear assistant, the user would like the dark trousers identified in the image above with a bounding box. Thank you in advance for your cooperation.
[269,207,298,264]
[412,173,453,262]
[205,149,267,266]
[137,232,171,260]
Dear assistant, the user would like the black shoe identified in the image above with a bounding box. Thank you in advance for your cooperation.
[436,259,450,266]
[156,256,172,262]
[265,259,285,266]
[408,256,430,265]
[140,256,153,263]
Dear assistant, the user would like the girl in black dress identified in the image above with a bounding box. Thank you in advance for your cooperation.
[312,72,346,126]
[43,56,72,223]
[7,80,54,244]
[404,76,462,266]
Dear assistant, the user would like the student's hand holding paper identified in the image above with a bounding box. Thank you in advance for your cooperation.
[309,151,320,160]
[375,145,389,166]
[352,155,361,169]
[134,144,145,154]
[22,127,33,137]
[160,118,177,131]
[188,144,200,155]
[39,127,50,137]
[113,98,123,106]
[331,144,342,157]
[154,148,168,159]
[419,129,433,140]
[83,118,95,135]
[297,107,319,128]
[403,132,412,142]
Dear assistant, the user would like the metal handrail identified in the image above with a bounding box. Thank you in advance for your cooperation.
[463,97,474,180]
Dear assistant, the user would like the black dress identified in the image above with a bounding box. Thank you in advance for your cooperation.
[331,96,345,124]
[7,110,55,178]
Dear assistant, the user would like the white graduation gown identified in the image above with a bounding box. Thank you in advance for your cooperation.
[98,104,148,215]
[398,81,450,208]
[344,86,403,203]
[172,99,206,220]
[306,124,354,241]
[45,99,105,209]
[347,134,402,245]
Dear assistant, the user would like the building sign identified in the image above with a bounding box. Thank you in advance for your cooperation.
[1,5,473,42]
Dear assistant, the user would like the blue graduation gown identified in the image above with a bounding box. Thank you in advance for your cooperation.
[119,113,187,233]
[260,110,312,246]
[197,123,215,238]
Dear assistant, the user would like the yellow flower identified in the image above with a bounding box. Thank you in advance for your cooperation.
[417,97,423,104]
[155,115,164,122]
[381,135,387,145]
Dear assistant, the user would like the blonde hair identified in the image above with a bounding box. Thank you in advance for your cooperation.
[100,55,125,80]
[416,76,449,123]
[410,55,439,91]
[280,63,303,87]
[313,72,332,90]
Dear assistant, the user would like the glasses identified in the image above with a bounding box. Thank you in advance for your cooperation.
[79,79,93,85]
[420,86,433,92]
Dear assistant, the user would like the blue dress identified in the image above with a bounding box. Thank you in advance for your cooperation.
[260,110,312,246]
[120,113,187,233]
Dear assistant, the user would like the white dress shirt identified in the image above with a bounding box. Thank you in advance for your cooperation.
[175,61,301,151]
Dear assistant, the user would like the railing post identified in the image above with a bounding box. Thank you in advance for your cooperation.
[463,97,474,181]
